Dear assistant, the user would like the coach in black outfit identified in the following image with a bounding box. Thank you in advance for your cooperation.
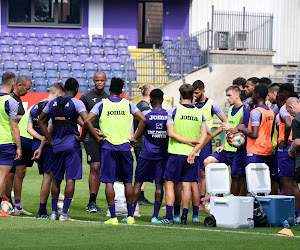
[80,71,109,213]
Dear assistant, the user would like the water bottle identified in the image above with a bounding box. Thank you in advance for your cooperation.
[282,219,290,228]
[248,218,254,229]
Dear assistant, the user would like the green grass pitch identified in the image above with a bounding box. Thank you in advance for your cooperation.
[2,151,300,249]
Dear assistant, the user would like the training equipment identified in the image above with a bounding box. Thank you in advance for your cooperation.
[278,228,294,237]
[226,132,245,148]
[57,201,64,214]
[246,163,295,227]
[1,201,13,215]
[205,202,210,213]
[206,163,254,228]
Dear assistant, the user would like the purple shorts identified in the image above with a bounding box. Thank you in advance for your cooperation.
[164,154,200,182]
[0,144,16,166]
[246,153,272,169]
[14,147,34,167]
[211,150,235,166]
[135,157,168,184]
[52,145,82,180]
[231,145,247,176]
[199,141,212,169]
[271,151,279,180]
[37,146,54,175]
[278,142,295,177]
[99,148,133,184]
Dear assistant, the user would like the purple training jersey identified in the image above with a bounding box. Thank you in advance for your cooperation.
[139,108,169,160]
[42,96,86,153]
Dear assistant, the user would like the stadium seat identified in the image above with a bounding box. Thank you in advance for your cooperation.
[11,40,24,51]
[57,60,70,71]
[30,57,43,70]
[1,47,12,57]
[89,42,101,51]
[28,33,39,42]
[105,50,118,62]
[119,51,131,65]
[40,33,52,42]
[19,69,32,79]
[15,32,27,42]
[37,41,50,50]
[92,34,103,44]
[104,34,115,44]
[73,71,86,79]
[84,57,95,68]
[2,32,13,41]
[110,58,122,70]
[77,41,88,51]
[86,68,97,79]
[117,35,128,44]
[87,77,94,87]
[116,43,128,55]
[39,49,51,59]
[24,41,37,51]
[50,41,63,50]
[17,60,30,70]
[0,40,10,50]
[13,47,25,58]
[78,34,90,44]
[66,34,77,43]
[64,41,74,50]
[97,58,109,69]
[48,76,59,86]
[77,49,90,62]
[52,49,64,60]
[97,65,110,76]
[26,48,38,58]
[103,41,115,52]
[53,34,65,43]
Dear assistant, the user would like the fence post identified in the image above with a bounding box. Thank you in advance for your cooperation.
[207,22,210,67]
[153,43,156,86]
[242,7,246,50]
[124,56,128,99]
[180,32,183,82]
[211,5,214,49]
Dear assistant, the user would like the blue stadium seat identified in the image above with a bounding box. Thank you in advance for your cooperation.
[50,41,63,50]
[104,34,115,44]
[11,40,23,51]
[53,34,65,43]
[13,48,25,58]
[48,76,59,86]
[92,34,103,44]
[1,47,12,57]
[30,57,43,70]
[110,58,121,70]
[89,42,101,51]
[37,41,50,51]
[78,34,90,44]
[19,69,32,79]
[28,33,39,42]
[40,33,52,42]
[116,43,128,55]
[119,51,131,65]
[103,41,115,52]
[87,77,94,87]
[117,35,128,44]
[97,58,109,69]
[15,32,27,42]
[84,58,95,68]
[26,48,38,57]
[63,41,74,51]
[2,32,13,41]
[77,41,88,51]
[105,50,118,63]
[18,60,30,70]
[24,41,37,51]
[0,40,10,50]
[66,34,77,43]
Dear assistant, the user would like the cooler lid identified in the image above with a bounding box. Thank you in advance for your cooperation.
[246,163,271,196]
[206,163,230,196]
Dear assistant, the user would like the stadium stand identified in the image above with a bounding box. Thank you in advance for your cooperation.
[0,32,135,92]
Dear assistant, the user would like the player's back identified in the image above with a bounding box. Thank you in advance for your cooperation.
[140,108,168,160]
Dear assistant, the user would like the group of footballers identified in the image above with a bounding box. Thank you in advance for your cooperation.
[0,70,300,225]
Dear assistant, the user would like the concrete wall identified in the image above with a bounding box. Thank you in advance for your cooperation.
[210,51,274,65]
[161,64,275,109]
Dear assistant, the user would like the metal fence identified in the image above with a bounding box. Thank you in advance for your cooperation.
[211,6,273,51]
[124,24,210,99]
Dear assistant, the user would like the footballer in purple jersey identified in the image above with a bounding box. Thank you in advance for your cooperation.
[132,89,169,223]
[28,82,64,218]
[38,78,88,222]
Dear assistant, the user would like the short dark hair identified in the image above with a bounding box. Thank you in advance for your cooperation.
[192,80,205,90]
[2,72,16,86]
[226,85,241,97]
[240,90,247,102]
[49,82,64,94]
[292,92,299,98]
[110,77,124,95]
[247,77,260,85]
[254,84,268,100]
[179,84,194,100]
[278,83,294,96]
[268,83,280,91]
[259,77,272,86]
[232,77,246,88]
[150,89,164,99]
[64,78,79,91]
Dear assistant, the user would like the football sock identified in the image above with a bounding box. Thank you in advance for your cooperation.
[89,193,97,204]
[63,196,73,214]
[15,199,22,210]
[0,197,2,204]
[295,208,300,218]
[182,208,189,217]
[174,204,181,215]
[52,197,58,212]
[200,195,205,205]
[166,205,173,218]
[193,206,199,216]
[152,201,162,218]
[108,204,116,218]
[133,200,138,212]
[39,203,47,213]
[127,203,134,217]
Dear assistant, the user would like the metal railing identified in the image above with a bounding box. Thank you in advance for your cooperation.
[211,6,273,51]
[124,23,210,99]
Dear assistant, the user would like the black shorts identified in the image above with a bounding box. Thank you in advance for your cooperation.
[134,146,142,161]
[14,147,34,168]
[83,133,102,164]
[9,163,16,174]
[295,167,300,183]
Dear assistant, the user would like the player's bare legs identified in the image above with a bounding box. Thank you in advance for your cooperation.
[40,172,53,204]
[231,175,241,196]
[133,182,143,201]
[239,176,247,196]
[89,162,100,194]
[105,183,115,206]
[165,180,175,205]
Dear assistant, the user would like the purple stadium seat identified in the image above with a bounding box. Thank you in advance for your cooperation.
[84,58,95,68]
[103,41,115,51]
[92,34,103,43]
[66,34,77,43]
[77,41,88,51]
[117,35,128,44]
[28,33,39,42]
[58,66,70,76]
[13,47,25,57]
[26,48,38,58]
[2,32,13,41]
[1,47,12,57]
[77,49,89,61]
[92,52,104,63]
[105,50,117,62]
[39,48,51,59]
[15,32,27,42]
[24,41,37,51]
[97,58,108,68]
[116,43,128,55]
[110,58,121,69]
[19,68,32,79]
[119,51,130,65]
[65,51,77,61]
[53,34,65,43]
[104,34,115,44]
[50,41,63,50]
[86,67,97,79]
[48,76,59,86]
[73,70,86,78]
[0,40,10,50]
[37,41,50,50]
[63,41,74,50]
[78,34,90,44]
[97,65,110,76]
[57,59,70,70]
[17,58,29,68]
[40,33,52,42]
[89,41,101,50]
[52,48,64,60]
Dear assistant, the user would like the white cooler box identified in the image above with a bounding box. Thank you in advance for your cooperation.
[246,163,295,227]
[206,163,254,228]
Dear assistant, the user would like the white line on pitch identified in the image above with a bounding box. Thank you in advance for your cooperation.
[13,216,300,238]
